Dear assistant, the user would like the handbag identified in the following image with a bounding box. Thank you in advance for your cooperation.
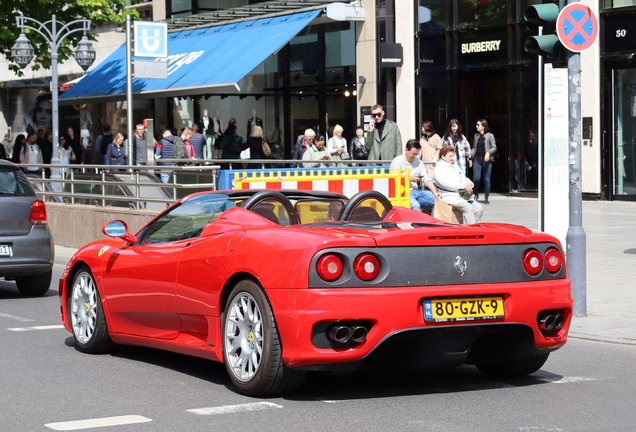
[262,139,272,157]
[458,188,473,200]
[240,148,251,160]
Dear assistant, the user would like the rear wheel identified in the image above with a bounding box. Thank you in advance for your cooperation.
[69,265,113,353]
[477,353,550,377]
[222,280,305,396]
[15,269,52,296]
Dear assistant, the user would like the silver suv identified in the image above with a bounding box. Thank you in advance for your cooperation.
[0,160,54,295]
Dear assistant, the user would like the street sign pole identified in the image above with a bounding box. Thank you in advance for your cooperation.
[126,14,134,169]
[557,1,598,317]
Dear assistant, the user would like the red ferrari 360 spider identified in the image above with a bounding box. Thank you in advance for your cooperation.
[59,189,572,396]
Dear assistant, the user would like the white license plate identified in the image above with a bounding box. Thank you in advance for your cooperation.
[0,244,12,257]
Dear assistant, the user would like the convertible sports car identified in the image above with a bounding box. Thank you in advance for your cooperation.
[59,189,572,396]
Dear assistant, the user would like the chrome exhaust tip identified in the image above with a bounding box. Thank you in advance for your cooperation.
[553,313,565,330]
[539,314,555,331]
[350,326,368,343]
[327,325,352,343]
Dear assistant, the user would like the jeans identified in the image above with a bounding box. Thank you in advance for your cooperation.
[160,172,170,183]
[411,189,436,211]
[472,157,492,200]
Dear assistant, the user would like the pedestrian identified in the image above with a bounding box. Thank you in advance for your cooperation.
[420,121,442,178]
[95,124,113,166]
[11,134,26,164]
[217,119,247,170]
[57,136,75,177]
[174,127,193,165]
[104,133,128,172]
[37,127,52,178]
[366,104,403,163]
[327,124,349,166]
[65,126,83,165]
[155,129,176,182]
[389,139,440,212]
[132,124,147,167]
[292,128,316,167]
[442,119,472,175]
[349,126,369,166]
[19,133,43,177]
[434,145,483,224]
[246,125,270,169]
[189,123,205,160]
[470,119,497,204]
[2,133,13,160]
[302,135,331,168]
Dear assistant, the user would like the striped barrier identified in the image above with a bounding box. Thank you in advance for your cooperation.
[232,168,411,208]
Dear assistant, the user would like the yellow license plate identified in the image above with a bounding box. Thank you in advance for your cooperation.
[423,297,504,322]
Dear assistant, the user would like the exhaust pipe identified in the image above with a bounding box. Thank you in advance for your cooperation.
[327,325,352,343]
[539,314,555,331]
[350,326,368,343]
[553,313,565,330]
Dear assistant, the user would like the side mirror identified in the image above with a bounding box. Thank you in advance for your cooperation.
[102,220,137,244]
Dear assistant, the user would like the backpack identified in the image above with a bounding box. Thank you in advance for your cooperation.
[99,134,113,156]
[230,135,243,154]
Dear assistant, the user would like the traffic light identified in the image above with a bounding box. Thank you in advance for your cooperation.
[524,3,562,60]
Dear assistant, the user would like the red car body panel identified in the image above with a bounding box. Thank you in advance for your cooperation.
[59,191,573,372]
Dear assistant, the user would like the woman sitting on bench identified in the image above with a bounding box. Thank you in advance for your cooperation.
[433,145,483,224]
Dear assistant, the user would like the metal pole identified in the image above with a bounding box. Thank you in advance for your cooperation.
[565,39,587,316]
[126,14,134,170]
[537,26,544,232]
[50,15,62,191]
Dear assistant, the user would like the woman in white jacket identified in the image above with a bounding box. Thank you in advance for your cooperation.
[434,145,483,224]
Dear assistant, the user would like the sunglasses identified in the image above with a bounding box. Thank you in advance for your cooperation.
[371,112,382,118]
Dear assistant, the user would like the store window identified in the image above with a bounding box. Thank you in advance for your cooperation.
[417,0,446,34]
[604,0,636,8]
[457,0,508,29]
[613,68,636,196]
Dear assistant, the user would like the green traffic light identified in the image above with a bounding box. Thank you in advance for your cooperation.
[524,35,561,60]
[524,4,560,27]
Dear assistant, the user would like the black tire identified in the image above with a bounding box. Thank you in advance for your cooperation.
[476,353,550,377]
[15,269,52,296]
[222,280,306,397]
[68,265,113,354]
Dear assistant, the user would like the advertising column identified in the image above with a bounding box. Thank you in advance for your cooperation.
[543,64,568,248]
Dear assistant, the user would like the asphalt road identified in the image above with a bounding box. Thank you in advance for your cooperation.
[1,263,635,431]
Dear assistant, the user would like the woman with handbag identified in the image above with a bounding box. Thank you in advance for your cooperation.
[246,125,271,169]
[349,126,369,166]
[104,133,127,173]
[434,145,483,224]
[470,118,497,204]
[327,124,349,167]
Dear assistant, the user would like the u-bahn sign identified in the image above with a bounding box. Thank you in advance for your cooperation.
[556,3,598,52]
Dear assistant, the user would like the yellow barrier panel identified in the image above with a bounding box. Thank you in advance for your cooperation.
[232,168,411,208]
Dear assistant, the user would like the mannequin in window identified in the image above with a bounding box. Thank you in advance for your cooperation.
[246,109,263,138]
[201,109,214,161]
[213,110,223,158]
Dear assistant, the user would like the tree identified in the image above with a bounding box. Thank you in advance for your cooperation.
[0,0,139,74]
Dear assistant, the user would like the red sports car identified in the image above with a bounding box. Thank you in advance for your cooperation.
[59,189,572,396]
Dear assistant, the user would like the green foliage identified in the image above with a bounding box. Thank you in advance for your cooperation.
[0,0,140,74]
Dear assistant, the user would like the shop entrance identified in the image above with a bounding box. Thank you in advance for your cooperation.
[611,67,636,199]
[457,71,509,194]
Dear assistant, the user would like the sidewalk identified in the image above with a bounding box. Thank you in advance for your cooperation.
[54,194,636,346]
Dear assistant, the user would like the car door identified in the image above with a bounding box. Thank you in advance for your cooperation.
[102,194,225,339]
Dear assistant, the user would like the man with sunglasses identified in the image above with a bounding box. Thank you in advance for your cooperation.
[366,104,403,163]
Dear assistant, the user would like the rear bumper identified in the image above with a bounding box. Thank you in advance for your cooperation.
[266,279,572,369]
[0,226,54,278]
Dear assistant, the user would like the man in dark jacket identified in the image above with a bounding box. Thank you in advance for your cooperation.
[291,128,315,168]
[189,123,205,160]
[155,129,176,182]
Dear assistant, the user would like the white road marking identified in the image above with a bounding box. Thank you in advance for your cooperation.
[8,325,64,332]
[44,415,151,430]
[188,402,283,415]
[0,313,34,322]
[543,376,598,384]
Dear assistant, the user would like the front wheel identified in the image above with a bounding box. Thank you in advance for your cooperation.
[476,353,550,377]
[222,280,305,397]
[69,265,113,354]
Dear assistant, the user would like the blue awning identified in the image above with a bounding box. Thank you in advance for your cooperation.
[60,10,320,103]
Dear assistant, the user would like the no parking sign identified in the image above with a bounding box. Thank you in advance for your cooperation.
[556,3,598,52]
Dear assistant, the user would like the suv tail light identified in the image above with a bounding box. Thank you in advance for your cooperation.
[316,254,343,282]
[29,200,47,225]
[522,249,543,276]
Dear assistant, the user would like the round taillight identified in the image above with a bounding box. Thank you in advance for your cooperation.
[544,248,563,273]
[523,249,543,276]
[353,253,380,282]
[316,254,343,282]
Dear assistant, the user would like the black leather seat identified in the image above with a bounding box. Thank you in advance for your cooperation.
[252,206,280,224]
[349,206,381,222]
